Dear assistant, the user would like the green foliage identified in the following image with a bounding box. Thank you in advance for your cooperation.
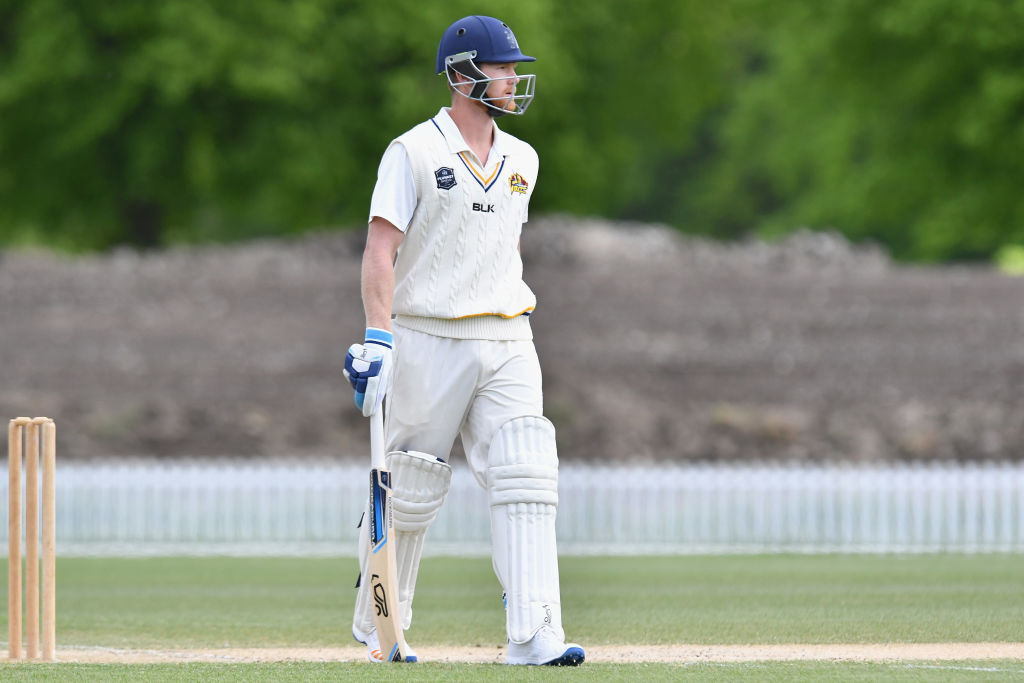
[0,1,1022,260]
[515,1,738,221]
[995,245,1024,275]
[694,0,1024,261]
[0,1,457,248]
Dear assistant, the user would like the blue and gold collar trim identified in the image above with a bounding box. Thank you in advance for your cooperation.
[457,152,505,192]
[431,115,506,192]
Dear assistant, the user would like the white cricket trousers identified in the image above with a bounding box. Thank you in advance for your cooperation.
[386,323,544,484]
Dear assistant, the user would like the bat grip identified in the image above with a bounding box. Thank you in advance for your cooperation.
[370,408,386,469]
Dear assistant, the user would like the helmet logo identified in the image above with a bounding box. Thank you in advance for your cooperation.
[503,26,519,50]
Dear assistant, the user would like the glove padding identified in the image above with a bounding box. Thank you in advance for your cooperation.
[343,327,393,417]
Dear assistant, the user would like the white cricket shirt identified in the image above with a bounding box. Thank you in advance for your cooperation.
[369,108,539,340]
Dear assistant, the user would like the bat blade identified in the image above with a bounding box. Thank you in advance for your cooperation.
[367,465,411,662]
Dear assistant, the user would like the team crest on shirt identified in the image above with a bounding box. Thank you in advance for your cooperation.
[435,167,457,190]
[509,173,529,195]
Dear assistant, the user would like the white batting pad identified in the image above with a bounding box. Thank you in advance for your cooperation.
[486,416,563,644]
[388,450,452,630]
[353,503,376,637]
[353,451,451,635]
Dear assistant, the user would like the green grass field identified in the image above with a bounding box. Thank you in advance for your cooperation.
[2,554,1023,680]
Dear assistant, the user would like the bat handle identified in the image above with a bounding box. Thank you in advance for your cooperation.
[370,408,386,469]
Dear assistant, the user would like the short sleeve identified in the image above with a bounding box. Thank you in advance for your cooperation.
[368,142,417,232]
[523,148,538,224]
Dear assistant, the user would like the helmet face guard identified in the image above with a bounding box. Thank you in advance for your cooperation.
[444,51,536,116]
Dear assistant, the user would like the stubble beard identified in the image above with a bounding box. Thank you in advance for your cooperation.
[485,93,516,118]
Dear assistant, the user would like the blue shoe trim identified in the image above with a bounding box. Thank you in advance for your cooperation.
[404,655,418,663]
[543,646,585,666]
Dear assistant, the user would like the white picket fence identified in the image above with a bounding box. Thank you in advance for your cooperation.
[3,460,1023,556]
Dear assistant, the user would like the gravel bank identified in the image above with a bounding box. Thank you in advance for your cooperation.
[2,217,1022,462]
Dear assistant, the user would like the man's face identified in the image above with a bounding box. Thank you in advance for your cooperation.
[478,62,520,112]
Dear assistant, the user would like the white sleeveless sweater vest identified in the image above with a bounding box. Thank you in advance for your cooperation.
[391,109,538,341]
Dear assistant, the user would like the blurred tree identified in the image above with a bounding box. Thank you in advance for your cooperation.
[1,0,1021,261]
[0,0,457,247]
[515,1,738,222]
[693,0,1024,261]
[0,0,736,249]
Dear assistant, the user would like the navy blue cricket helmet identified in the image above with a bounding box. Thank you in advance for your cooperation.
[436,16,536,116]
[435,15,535,74]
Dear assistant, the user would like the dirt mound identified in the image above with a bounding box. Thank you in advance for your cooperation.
[2,217,1022,462]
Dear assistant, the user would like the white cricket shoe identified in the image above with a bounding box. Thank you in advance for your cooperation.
[506,627,585,666]
[352,625,418,663]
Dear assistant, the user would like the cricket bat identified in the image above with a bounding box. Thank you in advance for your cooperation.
[367,408,413,662]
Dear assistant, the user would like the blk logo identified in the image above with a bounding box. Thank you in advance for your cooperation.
[473,203,495,213]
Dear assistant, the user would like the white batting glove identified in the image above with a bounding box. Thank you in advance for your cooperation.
[343,328,393,417]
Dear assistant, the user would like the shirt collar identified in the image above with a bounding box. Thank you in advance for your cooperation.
[433,107,508,159]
